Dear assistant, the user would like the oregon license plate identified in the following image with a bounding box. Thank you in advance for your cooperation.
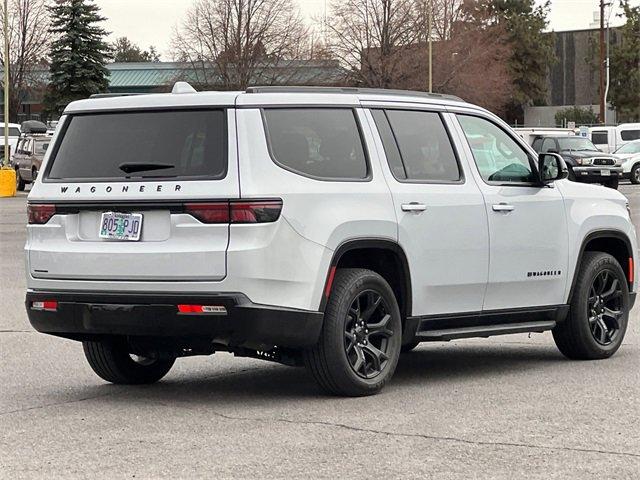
[99,212,143,241]
[601,169,611,176]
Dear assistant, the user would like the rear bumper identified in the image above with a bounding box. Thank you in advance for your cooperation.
[572,166,622,182]
[26,291,323,349]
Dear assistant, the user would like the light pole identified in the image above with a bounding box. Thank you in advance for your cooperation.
[3,0,9,168]
[427,0,432,93]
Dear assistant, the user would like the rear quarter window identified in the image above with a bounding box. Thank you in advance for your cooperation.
[46,109,227,181]
[263,108,369,180]
[621,130,640,141]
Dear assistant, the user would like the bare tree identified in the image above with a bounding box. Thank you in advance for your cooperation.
[172,0,311,90]
[327,0,422,87]
[0,0,50,122]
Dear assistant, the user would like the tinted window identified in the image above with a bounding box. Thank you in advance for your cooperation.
[621,130,640,141]
[531,137,543,152]
[383,110,460,182]
[48,110,227,180]
[458,115,535,184]
[371,110,406,179]
[263,108,367,180]
[9,127,20,137]
[541,138,557,153]
[591,131,608,145]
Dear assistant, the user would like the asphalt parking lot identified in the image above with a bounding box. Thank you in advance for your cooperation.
[1,186,639,479]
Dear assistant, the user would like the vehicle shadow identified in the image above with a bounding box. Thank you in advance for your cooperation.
[94,342,568,406]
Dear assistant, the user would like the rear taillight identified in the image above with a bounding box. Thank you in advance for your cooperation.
[31,300,58,312]
[184,200,282,224]
[177,304,227,315]
[184,202,229,223]
[230,200,282,224]
[27,204,56,224]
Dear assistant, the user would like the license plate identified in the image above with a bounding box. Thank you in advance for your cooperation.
[99,212,143,241]
[601,169,611,176]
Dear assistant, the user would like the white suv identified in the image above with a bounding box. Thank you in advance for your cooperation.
[25,85,638,396]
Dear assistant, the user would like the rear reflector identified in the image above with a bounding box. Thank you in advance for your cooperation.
[183,200,282,224]
[32,300,58,312]
[629,257,634,283]
[28,204,56,224]
[177,304,227,315]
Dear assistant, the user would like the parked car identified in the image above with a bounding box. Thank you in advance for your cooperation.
[613,140,640,184]
[513,127,577,146]
[25,85,638,396]
[0,122,22,162]
[590,123,640,153]
[531,134,622,188]
[13,121,51,191]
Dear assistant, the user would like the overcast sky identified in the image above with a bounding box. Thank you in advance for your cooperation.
[95,0,640,60]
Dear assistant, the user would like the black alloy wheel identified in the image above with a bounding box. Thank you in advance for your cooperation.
[344,290,394,379]
[587,270,624,346]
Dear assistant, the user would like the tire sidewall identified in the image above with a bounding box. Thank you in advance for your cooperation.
[571,254,629,357]
[324,271,402,393]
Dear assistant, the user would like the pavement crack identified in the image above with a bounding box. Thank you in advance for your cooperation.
[0,391,118,418]
[203,411,640,459]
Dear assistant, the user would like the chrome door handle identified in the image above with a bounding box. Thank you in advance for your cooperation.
[401,203,427,212]
[492,203,515,212]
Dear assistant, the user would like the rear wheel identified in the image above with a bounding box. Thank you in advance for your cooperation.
[83,338,175,384]
[304,268,402,396]
[603,177,619,189]
[631,164,640,184]
[15,169,25,191]
[553,252,629,360]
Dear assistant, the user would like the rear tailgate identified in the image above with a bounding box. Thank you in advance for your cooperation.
[27,108,239,282]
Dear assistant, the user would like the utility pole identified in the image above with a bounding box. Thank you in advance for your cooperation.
[599,0,606,124]
[3,0,9,168]
[427,0,432,93]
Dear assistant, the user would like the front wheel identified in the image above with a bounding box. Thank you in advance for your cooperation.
[304,268,402,396]
[553,252,629,360]
[83,338,175,384]
[631,164,640,184]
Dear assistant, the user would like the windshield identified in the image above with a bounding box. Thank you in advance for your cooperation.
[615,141,640,155]
[556,137,599,152]
[47,110,227,180]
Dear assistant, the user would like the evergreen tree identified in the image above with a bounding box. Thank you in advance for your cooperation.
[488,0,556,124]
[113,37,160,63]
[43,0,112,116]
[610,1,640,122]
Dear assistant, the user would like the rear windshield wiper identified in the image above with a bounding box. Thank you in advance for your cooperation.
[119,162,175,174]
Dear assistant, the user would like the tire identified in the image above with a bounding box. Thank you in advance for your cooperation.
[631,164,640,184]
[31,168,38,182]
[304,268,402,396]
[553,252,629,360]
[401,341,420,353]
[603,177,619,189]
[15,169,25,191]
[83,338,175,384]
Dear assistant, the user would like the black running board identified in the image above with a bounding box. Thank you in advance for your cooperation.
[415,320,557,341]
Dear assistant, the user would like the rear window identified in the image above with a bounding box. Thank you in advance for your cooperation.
[591,131,608,145]
[47,110,227,180]
[621,130,640,141]
[263,108,368,180]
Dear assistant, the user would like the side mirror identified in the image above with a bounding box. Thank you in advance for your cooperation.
[538,152,568,185]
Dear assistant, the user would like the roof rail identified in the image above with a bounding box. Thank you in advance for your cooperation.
[89,93,147,99]
[245,86,463,102]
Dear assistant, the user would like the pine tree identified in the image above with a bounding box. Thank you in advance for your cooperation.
[43,0,112,116]
[610,1,640,122]
[488,0,556,124]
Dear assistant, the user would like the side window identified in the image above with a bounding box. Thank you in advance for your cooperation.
[370,110,406,179]
[373,109,461,182]
[541,138,557,153]
[531,137,543,152]
[591,131,608,145]
[457,115,536,184]
[263,108,368,180]
[621,130,640,141]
